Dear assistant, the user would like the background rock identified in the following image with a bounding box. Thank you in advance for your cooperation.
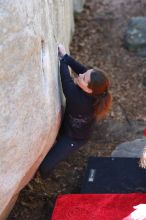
[123,16,146,57]
[74,0,85,13]
[112,139,146,158]
[143,76,146,86]
[0,0,85,219]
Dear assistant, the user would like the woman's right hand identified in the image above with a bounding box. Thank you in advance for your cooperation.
[58,44,66,59]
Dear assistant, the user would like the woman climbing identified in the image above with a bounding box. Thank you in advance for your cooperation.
[39,44,112,179]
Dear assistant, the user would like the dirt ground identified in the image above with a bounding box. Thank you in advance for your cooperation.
[8,0,146,219]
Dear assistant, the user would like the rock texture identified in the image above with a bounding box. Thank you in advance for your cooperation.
[0,0,84,219]
[124,17,146,57]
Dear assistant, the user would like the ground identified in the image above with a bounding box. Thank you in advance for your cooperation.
[8,0,146,219]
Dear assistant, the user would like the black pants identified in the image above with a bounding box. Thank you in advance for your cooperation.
[39,134,86,179]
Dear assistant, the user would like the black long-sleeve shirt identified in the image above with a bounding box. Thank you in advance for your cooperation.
[60,54,96,140]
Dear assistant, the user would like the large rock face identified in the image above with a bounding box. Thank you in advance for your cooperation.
[0,0,84,219]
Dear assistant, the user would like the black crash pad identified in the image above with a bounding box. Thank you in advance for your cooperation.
[81,157,146,193]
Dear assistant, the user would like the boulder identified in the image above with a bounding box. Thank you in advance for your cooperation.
[123,17,146,57]
[143,76,146,87]
[0,0,84,219]
[112,139,146,158]
[74,0,85,12]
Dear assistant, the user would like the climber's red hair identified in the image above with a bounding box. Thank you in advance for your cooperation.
[88,68,112,120]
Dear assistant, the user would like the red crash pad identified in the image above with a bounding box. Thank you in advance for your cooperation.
[52,193,146,220]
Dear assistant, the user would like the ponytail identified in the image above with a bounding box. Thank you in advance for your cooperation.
[93,92,112,121]
[87,69,112,120]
